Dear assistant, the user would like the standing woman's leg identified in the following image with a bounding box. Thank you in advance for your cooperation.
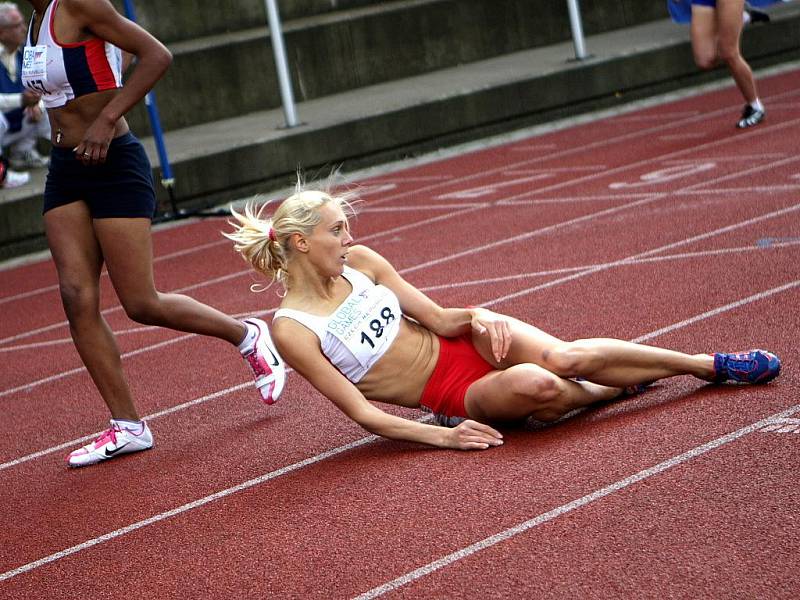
[716,0,758,103]
[44,202,140,421]
[690,4,719,71]
[92,217,246,342]
[717,0,766,127]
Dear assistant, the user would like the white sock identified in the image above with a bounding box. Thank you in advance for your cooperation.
[111,418,145,434]
[742,10,751,25]
[751,98,764,112]
[237,321,258,354]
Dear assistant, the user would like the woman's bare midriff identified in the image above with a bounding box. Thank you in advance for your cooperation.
[48,89,129,148]
[355,318,439,408]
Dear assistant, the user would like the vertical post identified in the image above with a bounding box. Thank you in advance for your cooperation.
[122,0,178,215]
[264,0,300,127]
[566,0,589,61]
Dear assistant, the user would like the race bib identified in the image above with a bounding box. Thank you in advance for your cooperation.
[327,285,400,368]
[21,45,50,94]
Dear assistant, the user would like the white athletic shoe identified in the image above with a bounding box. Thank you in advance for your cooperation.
[1,169,30,188]
[242,318,286,405]
[66,421,154,468]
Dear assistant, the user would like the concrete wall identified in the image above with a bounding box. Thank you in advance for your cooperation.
[124,0,669,133]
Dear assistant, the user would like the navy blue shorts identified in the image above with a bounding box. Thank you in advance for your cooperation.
[692,0,716,7]
[43,132,157,219]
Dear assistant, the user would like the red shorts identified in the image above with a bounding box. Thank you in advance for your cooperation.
[419,334,495,424]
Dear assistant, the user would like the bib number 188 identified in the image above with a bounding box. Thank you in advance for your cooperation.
[360,307,396,348]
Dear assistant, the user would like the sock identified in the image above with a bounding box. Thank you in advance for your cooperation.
[237,321,258,354]
[750,98,764,112]
[111,418,145,434]
[742,10,751,25]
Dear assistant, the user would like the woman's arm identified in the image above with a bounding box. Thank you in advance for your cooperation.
[62,0,172,157]
[273,318,503,450]
[347,245,512,363]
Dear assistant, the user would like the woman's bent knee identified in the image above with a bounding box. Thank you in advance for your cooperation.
[694,54,717,70]
[509,365,561,400]
[507,365,569,421]
[122,297,163,325]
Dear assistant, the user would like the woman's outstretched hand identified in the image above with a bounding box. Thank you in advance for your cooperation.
[471,308,512,363]
[447,419,504,450]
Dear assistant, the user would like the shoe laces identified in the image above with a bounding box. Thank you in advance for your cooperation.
[725,352,759,371]
[94,425,120,447]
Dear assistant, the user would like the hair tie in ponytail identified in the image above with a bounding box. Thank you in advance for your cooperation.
[268,227,276,242]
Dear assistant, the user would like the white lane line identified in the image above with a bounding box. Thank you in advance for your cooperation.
[402,196,663,275]
[352,404,800,600]
[504,166,607,173]
[0,324,164,353]
[659,133,707,140]
[498,192,654,206]
[679,186,800,193]
[631,280,800,343]
[499,114,800,203]
[614,111,700,120]
[663,155,785,162]
[0,268,252,347]
[481,199,800,309]
[420,240,800,293]
[510,143,558,151]
[0,308,275,399]
[359,203,487,212]
[0,433,381,583]
[441,151,799,272]
[0,381,252,471]
[0,277,793,579]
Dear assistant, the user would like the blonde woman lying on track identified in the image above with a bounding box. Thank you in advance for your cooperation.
[225,181,781,450]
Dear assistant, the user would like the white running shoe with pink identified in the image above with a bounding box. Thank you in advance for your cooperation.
[241,318,286,404]
[67,421,153,468]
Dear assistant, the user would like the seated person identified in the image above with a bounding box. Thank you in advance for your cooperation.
[1,1,49,177]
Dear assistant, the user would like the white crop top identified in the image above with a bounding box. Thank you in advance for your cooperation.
[274,266,402,383]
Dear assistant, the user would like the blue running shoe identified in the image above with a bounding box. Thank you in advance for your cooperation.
[712,350,781,384]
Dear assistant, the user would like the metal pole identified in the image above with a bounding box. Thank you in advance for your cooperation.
[566,0,589,61]
[264,0,300,127]
[122,0,178,216]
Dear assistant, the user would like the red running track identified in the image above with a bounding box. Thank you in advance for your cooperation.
[1,69,799,599]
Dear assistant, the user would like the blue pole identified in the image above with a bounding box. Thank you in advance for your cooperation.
[122,0,174,190]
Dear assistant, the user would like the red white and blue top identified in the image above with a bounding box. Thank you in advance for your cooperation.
[21,0,122,108]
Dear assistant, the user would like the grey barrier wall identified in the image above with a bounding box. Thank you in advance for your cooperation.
[120,0,668,134]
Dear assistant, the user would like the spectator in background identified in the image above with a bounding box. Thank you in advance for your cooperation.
[0,1,49,188]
